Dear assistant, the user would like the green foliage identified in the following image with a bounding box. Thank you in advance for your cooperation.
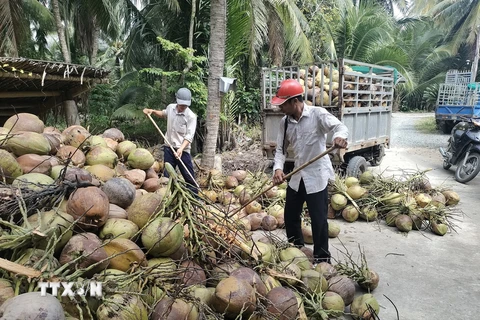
[236,88,262,121]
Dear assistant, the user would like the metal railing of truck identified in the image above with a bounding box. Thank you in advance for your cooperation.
[437,83,480,107]
[261,58,395,116]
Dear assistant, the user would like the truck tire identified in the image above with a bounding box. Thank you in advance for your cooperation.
[346,156,368,178]
[440,121,453,134]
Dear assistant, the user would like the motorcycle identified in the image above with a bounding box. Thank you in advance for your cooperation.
[439,118,480,183]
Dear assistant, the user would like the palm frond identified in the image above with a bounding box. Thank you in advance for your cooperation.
[111,103,146,121]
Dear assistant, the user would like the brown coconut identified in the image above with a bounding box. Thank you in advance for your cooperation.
[213,276,256,318]
[102,128,125,142]
[67,186,110,229]
[395,214,413,232]
[442,190,460,206]
[59,232,109,276]
[143,177,162,192]
[265,287,298,319]
[16,154,52,175]
[3,113,44,133]
[43,133,62,155]
[261,215,278,231]
[62,125,90,148]
[152,296,198,320]
[179,260,207,287]
[101,177,136,209]
[230,267,267,297]
[124,169,146,189]
[328,275,356,306]
[56,145,86,167]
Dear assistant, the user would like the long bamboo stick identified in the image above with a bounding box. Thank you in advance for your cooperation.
[228,146,336,217]
[146,113,200,189]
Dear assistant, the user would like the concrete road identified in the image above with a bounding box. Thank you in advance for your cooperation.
[328,112,480,319]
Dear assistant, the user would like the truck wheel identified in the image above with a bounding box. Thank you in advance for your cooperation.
[440,121,452,134]
[346,156,368,178]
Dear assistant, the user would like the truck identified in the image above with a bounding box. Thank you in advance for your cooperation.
[261,58,396,177]
[435,70,480,134]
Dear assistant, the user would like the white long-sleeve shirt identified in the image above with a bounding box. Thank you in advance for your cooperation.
[273,104,348,194]
[165,103,197,153]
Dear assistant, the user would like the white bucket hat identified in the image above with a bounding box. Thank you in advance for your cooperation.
[176,88,192,106]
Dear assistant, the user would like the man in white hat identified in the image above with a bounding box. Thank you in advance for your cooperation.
[143,88,198,193]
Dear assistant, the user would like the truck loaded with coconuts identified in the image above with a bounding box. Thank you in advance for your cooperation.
[261,58,397,177]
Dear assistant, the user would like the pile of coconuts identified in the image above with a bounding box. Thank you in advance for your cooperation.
[329,170,461,236]
[0,112,383,320]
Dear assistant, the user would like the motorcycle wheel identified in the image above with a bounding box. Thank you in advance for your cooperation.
[443,159,451,170]
[455,153,480,183]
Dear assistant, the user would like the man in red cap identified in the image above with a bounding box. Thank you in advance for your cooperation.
[271,79,348,264]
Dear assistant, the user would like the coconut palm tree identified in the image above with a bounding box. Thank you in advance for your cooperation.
[0,0,54,57]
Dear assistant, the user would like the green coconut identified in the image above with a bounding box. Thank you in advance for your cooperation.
[85,146,118,168]
[415,193,432,208]
[99,218,139,240]
[6,131,51,156]
[12,173,54,191]
[341,205,359,222]
[328,221,341,238]
[276,260,302,286]
[27,210,74,252]
[345,176,359,188]
[381,192,403,205]
[359,206,378,221]
[431,222,448,236]
[97,294,148,320]
[346,185,367,200]
[3,113,44,133]
[0,279,14,306]
[442,190,460,206]
[0,149,23,183]
[359,171,375,185]
[301,269,328,294]
[127,148,155,170]
[279,247,311,270]
[116,140,137,160]
[89,135,108,148]
[126,192,163,228]
[86,164,115,182]
[322,291,345,316]
[385,209,400,227]
[351,294,380,320]
[141,217,183,257]
[331,193,348,211]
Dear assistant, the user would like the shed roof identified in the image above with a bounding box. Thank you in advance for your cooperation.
[0,57,110,120]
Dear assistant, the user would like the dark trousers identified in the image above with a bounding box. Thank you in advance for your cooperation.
[163,146,198,194]
[284,179,330,262]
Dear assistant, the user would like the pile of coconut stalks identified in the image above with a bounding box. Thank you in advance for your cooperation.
[329,169,461,236]
[0,112,385,320]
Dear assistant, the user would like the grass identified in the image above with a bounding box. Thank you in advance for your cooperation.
[415,116,438,133]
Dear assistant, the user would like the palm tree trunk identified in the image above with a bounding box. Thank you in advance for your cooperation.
[90,22,100,66]
[201,0,226,169]
[52,0,71,63]
[187,0,197,69]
